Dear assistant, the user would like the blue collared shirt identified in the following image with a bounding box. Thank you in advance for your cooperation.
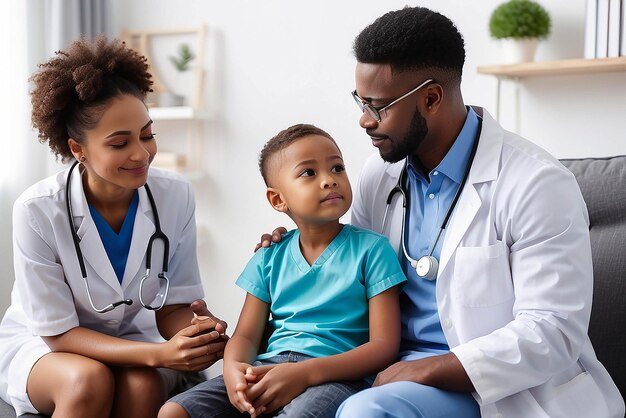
[400,107,479,356]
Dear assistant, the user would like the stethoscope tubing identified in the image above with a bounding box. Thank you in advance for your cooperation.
[382,117,483,279]
[65,161,170,312]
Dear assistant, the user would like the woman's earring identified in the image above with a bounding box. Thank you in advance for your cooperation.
[79,155,86,162]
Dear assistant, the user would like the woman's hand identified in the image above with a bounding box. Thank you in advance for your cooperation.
[190,299,228,334]
[254,227,287,252]
[156,320,227,371]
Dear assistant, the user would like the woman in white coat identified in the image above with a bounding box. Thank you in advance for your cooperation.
[0,37,227,418]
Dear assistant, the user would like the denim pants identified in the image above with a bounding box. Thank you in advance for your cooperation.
[168,352,370,418]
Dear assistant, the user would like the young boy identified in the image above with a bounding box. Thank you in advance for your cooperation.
[159,124,406,418]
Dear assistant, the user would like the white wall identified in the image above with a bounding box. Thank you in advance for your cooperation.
[109,0,626,331]
[2,1,625,362]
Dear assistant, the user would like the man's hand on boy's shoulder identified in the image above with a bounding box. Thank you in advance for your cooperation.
[254,227,288,252]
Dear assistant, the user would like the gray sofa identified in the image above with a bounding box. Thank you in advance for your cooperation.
[560,156,626,401]
[1,155,624,417]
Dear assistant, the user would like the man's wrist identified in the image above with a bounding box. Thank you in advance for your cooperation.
[429,352,474,391]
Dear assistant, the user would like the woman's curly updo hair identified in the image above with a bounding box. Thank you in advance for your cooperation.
[30,35,153,162]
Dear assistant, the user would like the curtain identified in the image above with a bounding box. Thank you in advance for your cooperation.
[0,1,34,312]
[45,0,109,174]
[0,0,109,313]
[49,0,108,52]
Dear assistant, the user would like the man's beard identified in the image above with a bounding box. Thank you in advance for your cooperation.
[380,109,428,163]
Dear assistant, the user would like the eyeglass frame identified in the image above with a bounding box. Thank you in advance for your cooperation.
[352,78,434,122]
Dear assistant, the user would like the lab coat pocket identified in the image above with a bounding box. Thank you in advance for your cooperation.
[453,241,513,307]
[542,372,610,418]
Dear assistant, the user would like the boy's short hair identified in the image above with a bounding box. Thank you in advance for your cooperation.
[259,124,338,186]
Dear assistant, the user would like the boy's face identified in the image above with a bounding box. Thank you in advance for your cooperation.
[267,134,352,225]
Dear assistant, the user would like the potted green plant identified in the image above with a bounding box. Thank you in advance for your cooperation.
[159,43,195,107]
[170,43,195,72]
[489,0,551,64]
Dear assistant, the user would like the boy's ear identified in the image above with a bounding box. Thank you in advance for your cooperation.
[266,187,288,213]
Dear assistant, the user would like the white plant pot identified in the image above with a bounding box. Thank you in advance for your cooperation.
[500,38,540,64]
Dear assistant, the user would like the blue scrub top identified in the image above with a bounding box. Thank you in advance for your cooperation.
[89,191,139,283]
[400,107,479,356]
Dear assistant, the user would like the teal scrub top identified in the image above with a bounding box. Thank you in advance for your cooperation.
[236,224,407,360]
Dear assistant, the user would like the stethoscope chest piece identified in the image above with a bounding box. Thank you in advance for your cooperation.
[414,256,439,280]
[385,116,483,284]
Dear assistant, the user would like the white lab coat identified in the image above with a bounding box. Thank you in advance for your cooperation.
[351,107,624,418]
[0,166,204,409]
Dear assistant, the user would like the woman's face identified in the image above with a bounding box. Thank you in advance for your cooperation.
[70,94,157,196]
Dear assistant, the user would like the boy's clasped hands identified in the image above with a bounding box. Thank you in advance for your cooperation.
[225,360,309,417]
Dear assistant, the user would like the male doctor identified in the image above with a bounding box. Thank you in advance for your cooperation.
[260,6,624,418]
[336,6,624,418]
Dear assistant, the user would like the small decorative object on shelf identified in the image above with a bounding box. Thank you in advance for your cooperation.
[489,0,551,64]
[121,26,206,110]
[151,151,187,172]
[170,43,195,71]
[159,43,196,107]
[121,26,207,174]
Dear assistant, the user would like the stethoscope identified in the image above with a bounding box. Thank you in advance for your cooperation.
[382,117,482,280]
[65,160,170,313]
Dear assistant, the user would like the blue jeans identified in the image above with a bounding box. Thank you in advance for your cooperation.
[168,352,370,418]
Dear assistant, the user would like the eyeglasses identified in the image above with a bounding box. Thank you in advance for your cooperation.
[351,78,433,122]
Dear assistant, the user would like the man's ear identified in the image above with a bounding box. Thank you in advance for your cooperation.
[424,83,444,114]
[266,187,288,213]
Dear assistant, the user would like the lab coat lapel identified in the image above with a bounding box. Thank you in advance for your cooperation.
[438,108,502,277]
[122,186,155,289]
[382,161,405,257]
[438,178,481,276]
[70,168,123,296]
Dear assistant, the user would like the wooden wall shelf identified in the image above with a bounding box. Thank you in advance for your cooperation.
[477,56,626,78]
[149,106,198,120]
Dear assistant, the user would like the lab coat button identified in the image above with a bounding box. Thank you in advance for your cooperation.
[442,318,452,328]
[105,319,119,325]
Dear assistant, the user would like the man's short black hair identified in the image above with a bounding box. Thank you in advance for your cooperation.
[353,6,465,82]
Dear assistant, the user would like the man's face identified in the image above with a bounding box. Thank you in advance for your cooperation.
[353,63,430,163]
